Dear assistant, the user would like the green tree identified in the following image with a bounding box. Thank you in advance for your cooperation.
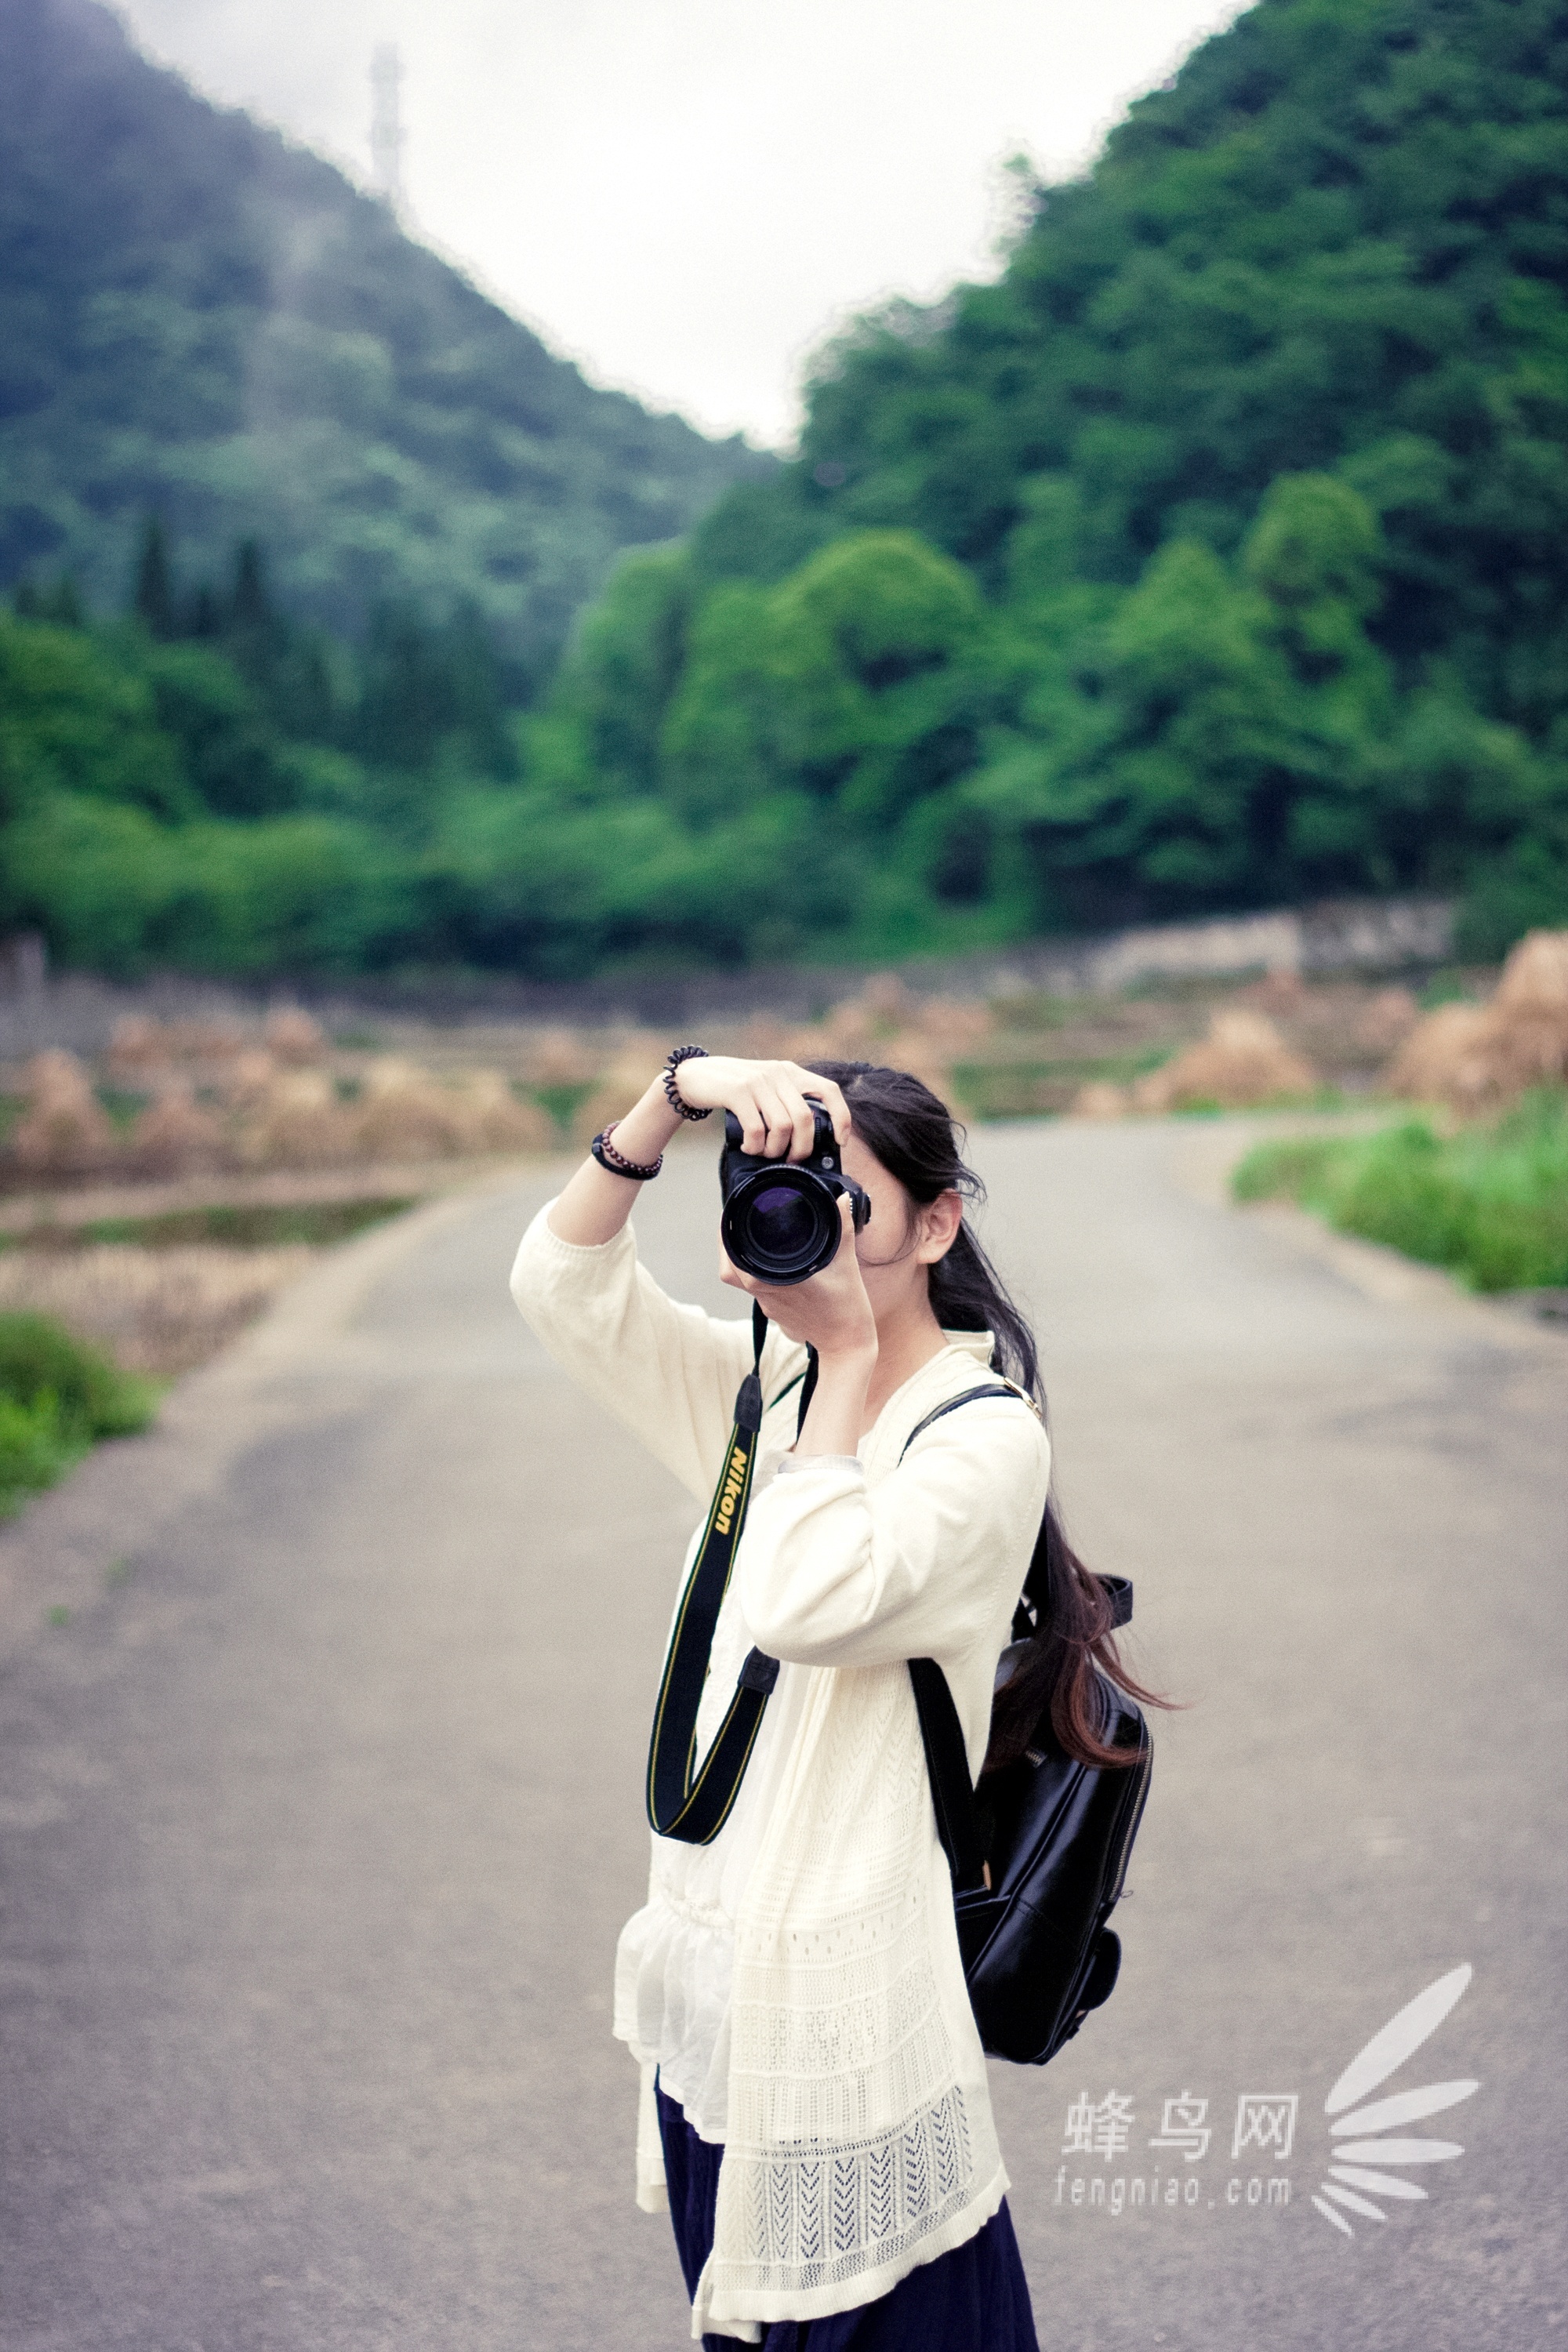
[661,531,987,826]
[0,613,191,823]
[554,547,691,797]
[141,641,293,819]
[131,515,175,642]
[972,479,1408,920]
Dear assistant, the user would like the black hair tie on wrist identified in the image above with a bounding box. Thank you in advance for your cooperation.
[591,1123,662,1181]
[663,1044,713,1121]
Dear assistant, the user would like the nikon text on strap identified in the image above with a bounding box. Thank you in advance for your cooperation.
[644,1306,808,1845]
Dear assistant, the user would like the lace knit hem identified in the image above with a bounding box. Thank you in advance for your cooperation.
[693,2146,1011,2336]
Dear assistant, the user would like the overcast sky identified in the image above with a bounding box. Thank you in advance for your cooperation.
[111,0,1245,448]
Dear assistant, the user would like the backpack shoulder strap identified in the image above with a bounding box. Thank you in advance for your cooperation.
[902,1381,1026,1895]
[898,1381,1027,1461]
[900,1378,1135,1891]
[908,1657,989,1895]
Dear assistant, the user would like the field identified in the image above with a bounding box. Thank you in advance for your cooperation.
[0,949,1555,1383]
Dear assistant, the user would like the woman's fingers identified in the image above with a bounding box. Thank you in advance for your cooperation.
[784,1066,851,1146]
[728,1082,789,1157]
[766,1076,823,1163]
[686,1058,853,1156]
[734,1073,800,1155]
[750,1080,801,1157]
[731,1083,771,1156]
[739,1070,827,1160]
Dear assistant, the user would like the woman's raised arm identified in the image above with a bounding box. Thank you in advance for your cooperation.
[545,1056,851,1247]
[736,1401,1049,1686]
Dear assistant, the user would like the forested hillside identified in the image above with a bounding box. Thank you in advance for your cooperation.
[524,0,1568,968]
[0,0,763,692]
[3,0,1566,979]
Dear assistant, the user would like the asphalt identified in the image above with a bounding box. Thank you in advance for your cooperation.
[0,1121,1563,2352]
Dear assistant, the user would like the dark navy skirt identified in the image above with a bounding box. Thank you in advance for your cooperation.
[655,2082,1040,2352]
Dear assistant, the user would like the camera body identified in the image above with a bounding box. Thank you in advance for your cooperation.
[719,1100,872,1286]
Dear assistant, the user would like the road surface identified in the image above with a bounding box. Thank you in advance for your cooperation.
[0,1120,1563,2351]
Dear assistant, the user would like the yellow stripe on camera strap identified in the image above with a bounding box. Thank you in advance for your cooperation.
[645,1305,800,1846]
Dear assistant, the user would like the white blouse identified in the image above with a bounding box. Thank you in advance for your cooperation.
[510,1204,1050,2342]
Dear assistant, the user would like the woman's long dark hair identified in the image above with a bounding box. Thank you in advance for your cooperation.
[805,1058,1178,1774]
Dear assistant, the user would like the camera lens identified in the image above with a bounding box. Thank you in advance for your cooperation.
[723,1170,840,1283]
[750,1185,818,1258]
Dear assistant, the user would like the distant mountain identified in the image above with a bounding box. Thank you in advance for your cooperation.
[0,0,768,687]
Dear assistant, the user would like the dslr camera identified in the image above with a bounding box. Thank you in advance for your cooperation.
[720,1099,871,1286]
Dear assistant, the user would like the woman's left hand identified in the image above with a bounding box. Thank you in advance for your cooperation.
[720,1196,877,1365]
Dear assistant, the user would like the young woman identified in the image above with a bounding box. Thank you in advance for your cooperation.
[510,1050,1093,2347]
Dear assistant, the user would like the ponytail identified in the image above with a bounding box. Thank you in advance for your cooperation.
[804,1058,1178,1773]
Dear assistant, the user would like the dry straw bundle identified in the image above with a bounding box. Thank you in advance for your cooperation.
[263,1007,328,1065]
[239,1070,355,1168]
[1134,1011,1318,1112]
[523,1027,604,1088]
[1386,930,1568,1113]
[10,1051,121,1181]
[350,1058,485,1160]
[1073,1011,1317,1117]
[350,1060,553,1160]
[105,1014,172,1077]
[447,1070,557,1154]
[125,1076,230,1178]
[220,1050,280,1109]
[106,1014,251,1076]
[1352,987,1421,1058]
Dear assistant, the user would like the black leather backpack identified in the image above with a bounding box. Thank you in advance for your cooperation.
[902,1387,1152,2068]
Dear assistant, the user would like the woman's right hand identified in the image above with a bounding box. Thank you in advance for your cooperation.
[670,1057,851,1161]
[546,1054,850,1248]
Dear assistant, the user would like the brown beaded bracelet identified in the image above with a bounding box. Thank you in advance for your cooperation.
[590,1123,662,1181]
[662,1044,713,1120]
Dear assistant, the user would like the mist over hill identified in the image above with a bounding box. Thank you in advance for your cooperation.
[0,0,766,690]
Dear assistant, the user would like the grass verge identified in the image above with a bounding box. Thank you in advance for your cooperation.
[0,1197,416,1253]
[1231,1087,1568,1292]
[0,1313,157,1517]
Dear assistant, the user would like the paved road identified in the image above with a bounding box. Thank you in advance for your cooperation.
[0,1123,1563,2352]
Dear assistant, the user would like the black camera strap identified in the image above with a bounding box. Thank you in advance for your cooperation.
[645,1304,800,1846]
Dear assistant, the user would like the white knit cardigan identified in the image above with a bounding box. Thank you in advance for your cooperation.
[510,1205,1050,2341]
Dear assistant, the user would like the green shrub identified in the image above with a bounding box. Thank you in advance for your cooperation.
[0,1390,78,1512]
[0,1315,157,1513]
[1229,1138,1344,1202]
[1230,1091,1568,1291]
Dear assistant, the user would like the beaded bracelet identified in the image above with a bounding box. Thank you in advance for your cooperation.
[590,1122,663,1181]
[662,1044,713,1121]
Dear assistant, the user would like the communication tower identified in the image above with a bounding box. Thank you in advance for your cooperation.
[370,43,405,212]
